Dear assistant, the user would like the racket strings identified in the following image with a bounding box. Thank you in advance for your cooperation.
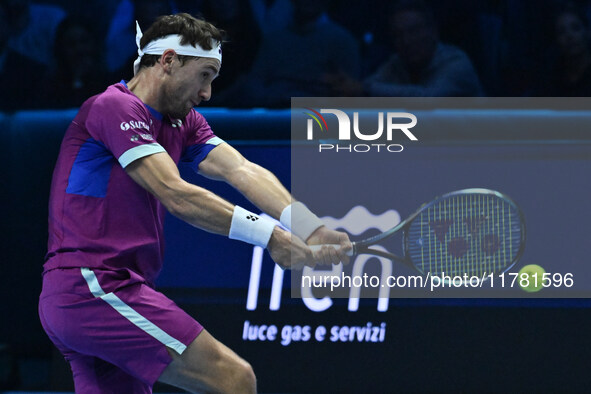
[407,193,523,277]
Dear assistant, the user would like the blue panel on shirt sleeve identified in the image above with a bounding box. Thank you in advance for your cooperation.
[66,138,115,197]
[181,143,217,171]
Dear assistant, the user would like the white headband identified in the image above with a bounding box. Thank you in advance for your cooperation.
[133,21,222,75]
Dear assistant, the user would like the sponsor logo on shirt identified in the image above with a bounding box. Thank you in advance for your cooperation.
[130,133,154,142]
[120,120,150,131]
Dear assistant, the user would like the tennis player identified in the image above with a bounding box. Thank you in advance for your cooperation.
[38,13,350,393]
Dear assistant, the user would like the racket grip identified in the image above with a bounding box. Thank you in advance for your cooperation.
[309,244,354,257]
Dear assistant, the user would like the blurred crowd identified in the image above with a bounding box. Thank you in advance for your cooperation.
[2,0,591,111]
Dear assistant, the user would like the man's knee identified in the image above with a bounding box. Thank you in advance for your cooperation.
[159,330,257,393]
[177,356,256,393]
[234,359,256,393]
[202,339,256,392]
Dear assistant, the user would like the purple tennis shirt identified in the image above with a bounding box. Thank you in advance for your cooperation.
[44,81,223,285]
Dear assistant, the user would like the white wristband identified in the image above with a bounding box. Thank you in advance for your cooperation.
[229,206,276,248]
[280,202,324,241]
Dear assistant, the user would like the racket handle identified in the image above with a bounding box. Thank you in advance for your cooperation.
[309,244,354,257]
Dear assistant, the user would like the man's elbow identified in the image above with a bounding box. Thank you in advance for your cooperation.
[157,180,193,218]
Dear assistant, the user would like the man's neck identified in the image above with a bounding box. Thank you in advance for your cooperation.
[126,70,163,111]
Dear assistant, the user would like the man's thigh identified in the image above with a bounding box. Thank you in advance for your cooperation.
[67,353,154,393]
[39,268,203,388]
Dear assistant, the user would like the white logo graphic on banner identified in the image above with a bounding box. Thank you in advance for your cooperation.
[246,208,400,313]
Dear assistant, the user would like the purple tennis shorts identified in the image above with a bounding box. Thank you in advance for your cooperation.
[39,267,203,393]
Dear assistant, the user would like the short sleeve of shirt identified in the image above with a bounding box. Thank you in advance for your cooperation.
[86,90,166,168]
[180,111,225,171]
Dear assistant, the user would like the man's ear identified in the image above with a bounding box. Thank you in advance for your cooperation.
[160,49,177,72]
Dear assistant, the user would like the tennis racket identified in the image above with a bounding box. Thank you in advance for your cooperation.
[311,188,526,280]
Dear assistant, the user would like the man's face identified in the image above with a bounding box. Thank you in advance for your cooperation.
[161,56,220,119]
[391,10,437,69]
[556,12,589,58]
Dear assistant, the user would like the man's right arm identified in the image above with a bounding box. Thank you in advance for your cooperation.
[124,151,314,269]
[126,151,234,234]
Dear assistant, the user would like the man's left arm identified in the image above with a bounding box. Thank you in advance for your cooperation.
[197,143,351,265]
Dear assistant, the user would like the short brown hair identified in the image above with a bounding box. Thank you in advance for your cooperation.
[138,13,225,70]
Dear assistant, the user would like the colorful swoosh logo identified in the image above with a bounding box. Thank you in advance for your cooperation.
[303,107,329,131]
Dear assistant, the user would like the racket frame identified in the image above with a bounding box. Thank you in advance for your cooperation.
[351,188,527,277]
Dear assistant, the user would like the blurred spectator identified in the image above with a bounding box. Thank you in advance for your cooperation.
[42,17,114,108]
[199,0,261,93]
[65,0,123,42]
[328,0,483,97]
[104,0,175,78]
[535,4,591,96]
[3,0,66,67]
[216,0,360,107]
[249,0,293,36]
[0,2,48,111]
[327,0,391,78]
